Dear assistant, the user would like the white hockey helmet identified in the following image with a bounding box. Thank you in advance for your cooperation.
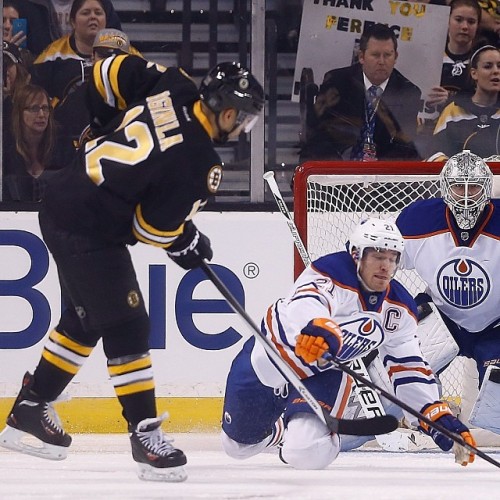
[440,150,493,230]
[348,217,404,265]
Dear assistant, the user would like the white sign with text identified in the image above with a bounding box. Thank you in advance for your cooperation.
[292,0,450,101]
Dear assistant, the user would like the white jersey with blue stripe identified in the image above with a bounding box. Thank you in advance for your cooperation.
[397,199,500,333]
[251,251,440,424]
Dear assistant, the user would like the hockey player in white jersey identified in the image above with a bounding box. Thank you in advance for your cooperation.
[221,218,475,469]
[397,150,500,435]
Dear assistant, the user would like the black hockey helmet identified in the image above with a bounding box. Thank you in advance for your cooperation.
[200,62,264,117]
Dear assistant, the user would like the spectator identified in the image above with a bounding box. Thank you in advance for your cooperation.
[419,1,481,122]
[2,84,63,202]
[91,27,130,62]
[3,0,35,66]
[476,1,500,46]
[3,41,30,101]
[30,0,108,107]
[299,23,422,163]
[429,45,500,160]
[3,0,26,46]
[2,41,31,167]
[23,0,121,57]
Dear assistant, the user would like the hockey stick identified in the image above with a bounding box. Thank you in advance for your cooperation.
[263,170,411,451]
[199,260,398,437]
[324,355,500,469]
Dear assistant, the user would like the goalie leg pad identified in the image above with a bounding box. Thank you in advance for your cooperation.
[469,365,500,434]
[416,303,459,373]
[280,413,340,470]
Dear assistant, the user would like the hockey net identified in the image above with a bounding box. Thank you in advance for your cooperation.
[293,161,500,436]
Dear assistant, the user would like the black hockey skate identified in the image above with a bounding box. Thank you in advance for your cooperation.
[129,413,187,482]
[0,372,71,461]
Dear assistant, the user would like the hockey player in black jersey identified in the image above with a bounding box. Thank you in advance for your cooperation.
[0,59,264,482]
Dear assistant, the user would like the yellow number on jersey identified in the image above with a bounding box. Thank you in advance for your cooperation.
[84,106,155,186]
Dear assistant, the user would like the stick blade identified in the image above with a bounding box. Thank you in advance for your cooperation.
[335,415,399,436]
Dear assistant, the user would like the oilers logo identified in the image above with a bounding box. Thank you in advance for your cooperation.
[437,258,490,309]
[337,317,384,362]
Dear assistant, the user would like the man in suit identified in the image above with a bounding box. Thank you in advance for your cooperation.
[300,24,423,162]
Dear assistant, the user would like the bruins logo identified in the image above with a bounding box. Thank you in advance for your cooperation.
[127,290,141,308]
[207,165,223,193]
[239,78,249,90]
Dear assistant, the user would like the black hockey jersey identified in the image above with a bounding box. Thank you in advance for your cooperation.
[86,54,173,136]
[42,62,222,247]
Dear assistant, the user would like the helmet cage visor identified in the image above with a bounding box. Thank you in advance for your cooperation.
[235,110,259,133]
[441,173,492,229]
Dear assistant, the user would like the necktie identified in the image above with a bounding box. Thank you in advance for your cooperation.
[350,86,382,161]
[368,85,381,106]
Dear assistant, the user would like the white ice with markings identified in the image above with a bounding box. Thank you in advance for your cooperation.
[0,433,499,499]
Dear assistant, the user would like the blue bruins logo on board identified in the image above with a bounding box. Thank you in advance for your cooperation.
[336,317,384,361]
[437,258,490,309]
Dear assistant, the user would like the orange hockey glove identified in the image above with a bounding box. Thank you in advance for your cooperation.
[419,401,476,466]
[295,318,342,364]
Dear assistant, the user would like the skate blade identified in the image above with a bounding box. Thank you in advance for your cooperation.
[136,463,187,482]
[0,425,68,461]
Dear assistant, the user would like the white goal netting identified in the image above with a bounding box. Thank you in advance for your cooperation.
[292,163,500,426]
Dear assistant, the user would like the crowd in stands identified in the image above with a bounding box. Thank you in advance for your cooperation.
[2,0,129,202]
[2,0,500,203]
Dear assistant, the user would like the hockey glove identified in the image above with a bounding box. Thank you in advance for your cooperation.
[295,318,343,364]
[419,401,476,466]
[166,220,213,270]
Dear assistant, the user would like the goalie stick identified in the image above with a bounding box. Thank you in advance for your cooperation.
[263,170,411,451]
[199,259,398,437]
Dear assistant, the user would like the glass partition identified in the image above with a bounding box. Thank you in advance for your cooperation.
[2,1,492,209]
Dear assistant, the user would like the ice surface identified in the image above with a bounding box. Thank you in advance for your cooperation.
[1,433,499,499]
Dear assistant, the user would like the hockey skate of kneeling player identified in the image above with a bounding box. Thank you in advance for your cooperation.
[395,150,500,436]
[221,218,475,469]
[0,61,264,482]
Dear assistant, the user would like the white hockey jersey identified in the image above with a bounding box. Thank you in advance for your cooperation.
[251,251,440,425]
[397,198,500,333]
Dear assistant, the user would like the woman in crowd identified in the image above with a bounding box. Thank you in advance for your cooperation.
[429,45,500,160]
[3,41,31,165]
[30,0,108,107]
[2,84,64,202]
[417,0,482,155]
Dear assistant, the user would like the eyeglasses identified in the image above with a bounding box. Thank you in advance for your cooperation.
[24,105,51,114]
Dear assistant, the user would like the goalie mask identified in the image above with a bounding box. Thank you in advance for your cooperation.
[440,150,493,230]
[199,62,264,143]
[348,218,404,269]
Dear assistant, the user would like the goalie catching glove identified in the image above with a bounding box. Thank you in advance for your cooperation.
[419,402,476,466]
[166,220,213,270]
[295,318,343,364]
